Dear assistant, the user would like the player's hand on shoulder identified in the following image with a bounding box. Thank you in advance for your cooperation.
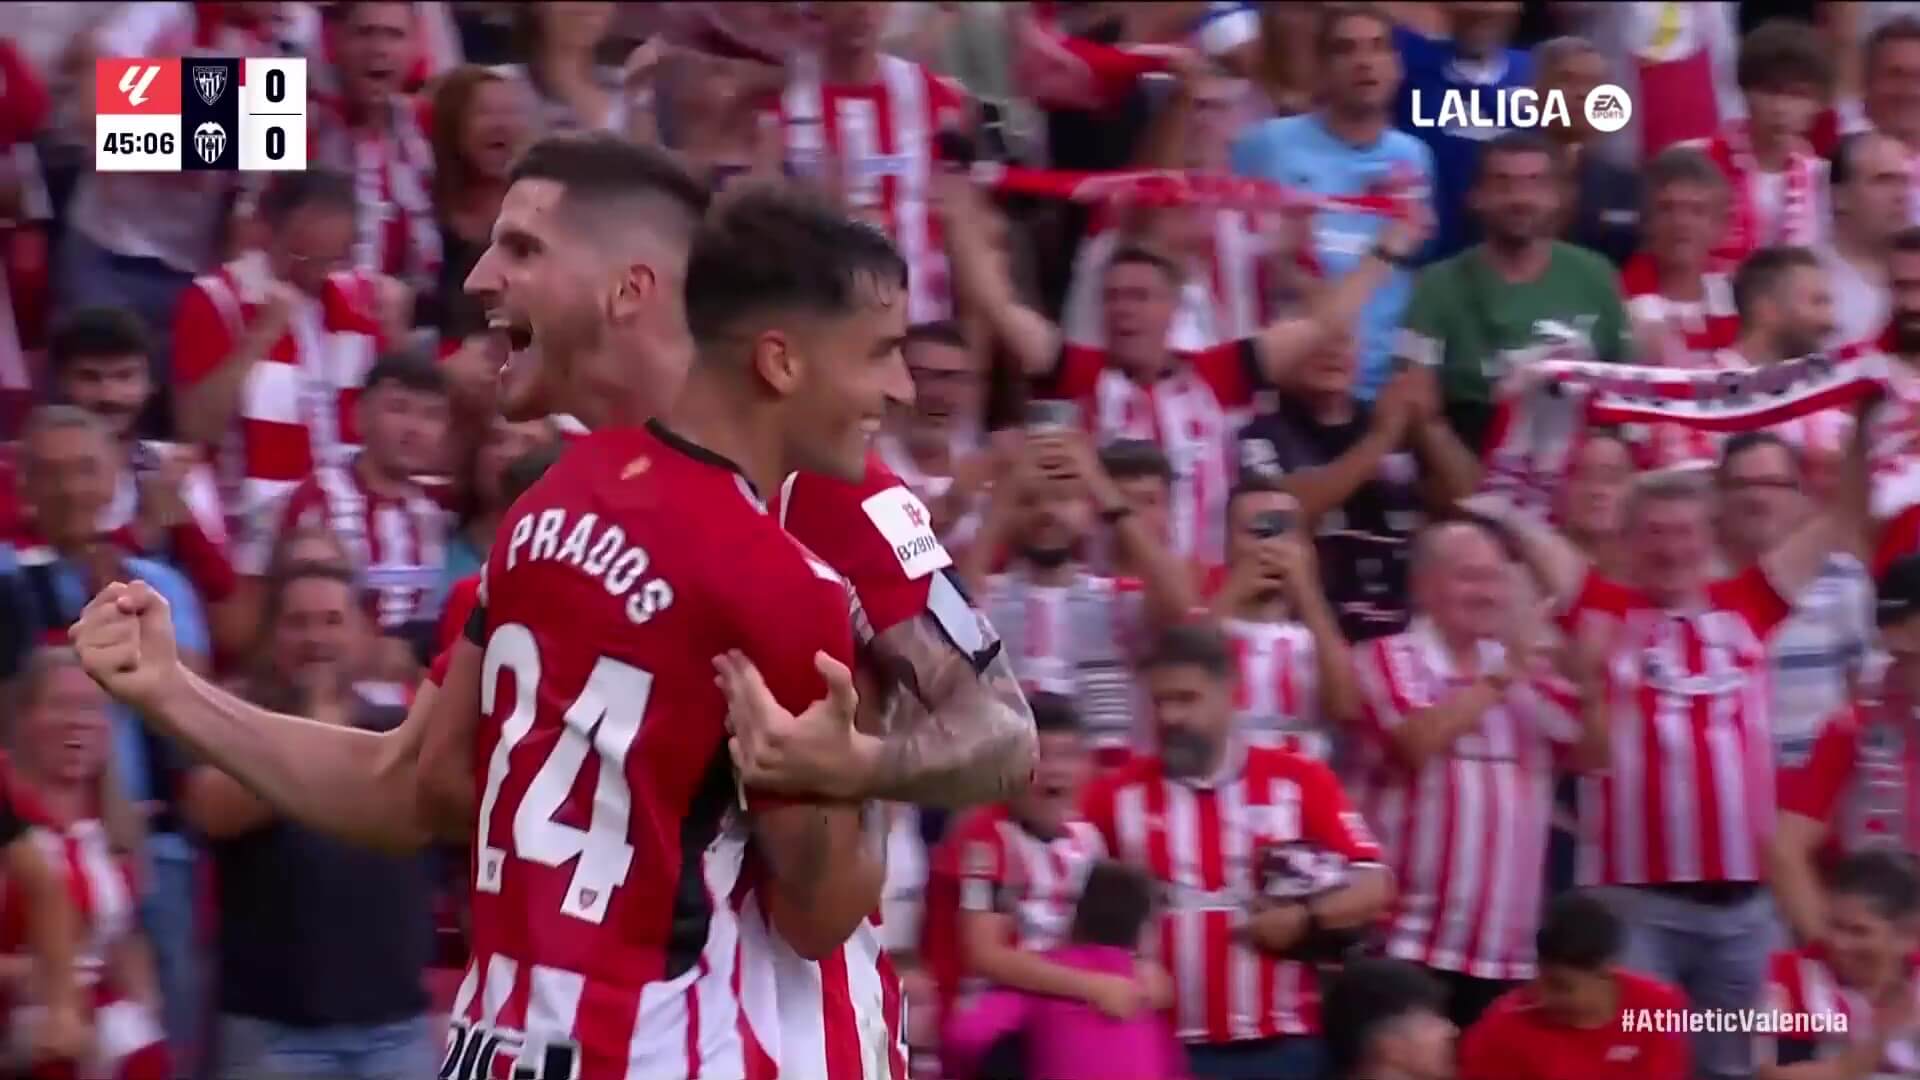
[70,581,185,713]
[714,649,867,799]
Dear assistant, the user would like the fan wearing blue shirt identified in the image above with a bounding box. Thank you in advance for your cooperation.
[1393,4,1533,261]
[1231,4,1434,402]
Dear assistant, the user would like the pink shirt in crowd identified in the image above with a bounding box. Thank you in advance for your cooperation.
[941,944,1190,1080]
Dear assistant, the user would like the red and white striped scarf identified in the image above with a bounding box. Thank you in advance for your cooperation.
[1479,347,1886,518]
[1699,123,1822,263]
[973,162,1409,219]
[310,94,441,289]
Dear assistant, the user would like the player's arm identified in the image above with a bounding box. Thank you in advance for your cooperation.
[852,607,1037,807]
[74,580,434,853]
[416,643,485,843]
[753,801,888,961]
[720,651,887,959]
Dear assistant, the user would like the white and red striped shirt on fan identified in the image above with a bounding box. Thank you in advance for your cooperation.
[979,571,1147,762]
[1040,340,1264,565]
[246,454,448,628]
[949,805,1106,953]
[1082,744,1384,1043]
[1352,620,1582,980]
[1565,566,1791,886]
[309,94,441,290]
[775,56,968,323]
[1778,700,1920,858]
[171,254,387,534]
[1620,255,1738,367]
[1223,618,1330,762]
[1061,213,1290,352]
[1758,946,1920,1072]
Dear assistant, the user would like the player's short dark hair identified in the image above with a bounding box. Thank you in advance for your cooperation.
[1323,958,1448,1075]
[327,0,415,25]
[1867,16,1920,79]
[1138,621,1234,679]
[510,134,710,242]
[1316,3,1393,56]
[1069,861,1155,949]
[903,320,969,353]
[1029,692,1082,735]
[500,441,567,507]
[1476,129,1559,183]
[1536,890,1623,971]
[1718,429,1802,485]
[1830,849,1920,921]
[362,351,447,397]
[1732,245,1822,320]
[684,187,908,347]
[1106,244,1181,287]
[259,170,357,227]
[1737,19,1833,94]
[47,306,151,374]
[1642,145,1727,201]
[1100,438,1173,486]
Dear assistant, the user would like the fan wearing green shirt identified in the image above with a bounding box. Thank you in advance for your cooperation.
[1397,131,1633,453]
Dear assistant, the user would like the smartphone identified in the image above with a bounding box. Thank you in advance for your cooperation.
[1249,509,1295,539]
[1025,399,1080,434]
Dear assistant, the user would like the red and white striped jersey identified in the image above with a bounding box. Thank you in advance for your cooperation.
[171,253,386,532]
[774,56,968,323]
[1757,947,1920,1072]
[1040,340,1265,565]
[309,93,441,290]
[733,854,909,1080]
[1620,255,1739,368]
[1082,744,1384,1043]
[250,453,449,628]
[1565,566,1791,886]
[1352,621,1581,980]
[978,572,1145,756]
[451,425,861,1080]
[948,805,1106,955]
[1222,618,1329,761]
[1778,700,1920,857]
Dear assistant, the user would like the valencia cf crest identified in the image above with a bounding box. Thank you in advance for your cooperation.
[193,122,227,164]
[192,65,228,107]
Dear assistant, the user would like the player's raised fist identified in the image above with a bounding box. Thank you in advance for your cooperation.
[70,581,183,712]
[716,649,864,799]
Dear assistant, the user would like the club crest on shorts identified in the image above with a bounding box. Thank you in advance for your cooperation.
[192,65,227,106]
[193,121,227,164]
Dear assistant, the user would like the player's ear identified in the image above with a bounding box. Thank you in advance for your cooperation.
[605,262,658,327]
[751,329,803,396]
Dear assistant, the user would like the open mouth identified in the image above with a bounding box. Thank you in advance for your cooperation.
[487,311,535,355]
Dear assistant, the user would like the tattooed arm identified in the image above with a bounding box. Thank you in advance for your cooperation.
[852,611,1038,808]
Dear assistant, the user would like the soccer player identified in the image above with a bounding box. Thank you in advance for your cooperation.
[72,137,1035,1077]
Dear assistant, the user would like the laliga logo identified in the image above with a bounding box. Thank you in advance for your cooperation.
[1410,84,1633,135]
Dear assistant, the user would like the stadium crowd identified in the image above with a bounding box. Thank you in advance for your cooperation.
[11,1,1920,1079]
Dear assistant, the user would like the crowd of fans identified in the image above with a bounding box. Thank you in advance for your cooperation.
[13,1,1920,1079]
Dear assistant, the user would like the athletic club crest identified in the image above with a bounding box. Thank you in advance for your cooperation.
[193,122,227,164]
[192,65,227,106]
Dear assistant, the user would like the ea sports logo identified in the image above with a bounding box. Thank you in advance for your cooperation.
[1585,85,1632,134]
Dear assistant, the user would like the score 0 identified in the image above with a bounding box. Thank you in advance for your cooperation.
[239,58,306,171]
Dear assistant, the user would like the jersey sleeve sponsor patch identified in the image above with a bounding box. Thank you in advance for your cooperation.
[860,484,952,581]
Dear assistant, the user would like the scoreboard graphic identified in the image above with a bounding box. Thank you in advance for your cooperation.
[95,57,306,172]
